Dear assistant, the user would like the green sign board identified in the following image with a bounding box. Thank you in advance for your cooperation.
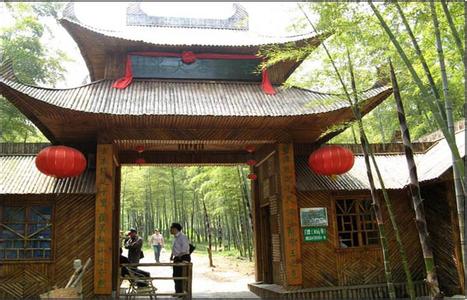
[303,227,327,242]
[300,207,328,227]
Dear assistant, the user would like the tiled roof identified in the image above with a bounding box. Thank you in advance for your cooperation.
[415,120,465,143]
[296,130,465,191]
[0,77,391,117]
[126,3,249,30]
[61,3,318,48]
[0,155,95,195]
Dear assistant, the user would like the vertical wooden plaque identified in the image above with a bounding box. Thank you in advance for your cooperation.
[94,144,115,295]
[277,143,303,286]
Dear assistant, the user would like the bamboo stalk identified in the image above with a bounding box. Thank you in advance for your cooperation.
[347,51,415,300]
[389,58,441,298]
[350,122,358,144]
[464,1,467,295]
[440,0,464,60]
[430,1,466,294]
[170,167,179,222]
[297,4,397,298]
[369,1,464,180]
[394,1,447,123]
[202,199,215,267]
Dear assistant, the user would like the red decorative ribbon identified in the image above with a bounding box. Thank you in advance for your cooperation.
[112,51,276,95]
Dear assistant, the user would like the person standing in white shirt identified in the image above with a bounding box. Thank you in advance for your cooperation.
[149,229,164,263]
[170,223,191,295]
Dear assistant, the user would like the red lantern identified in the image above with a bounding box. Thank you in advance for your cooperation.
[135,158,146,165]
[181,51,196,64]
[247,173,257,180]
[135,145,145,153]
[246,159,257,166]
[308,145,354,176]
[35,146,87,178]
[245,145,256,153]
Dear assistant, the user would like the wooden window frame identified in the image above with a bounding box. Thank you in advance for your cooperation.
[334,195,379,251]
[0,201,55,263]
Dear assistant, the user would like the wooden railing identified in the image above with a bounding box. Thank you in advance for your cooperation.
[118,262,192,299]
[249,280,428,300]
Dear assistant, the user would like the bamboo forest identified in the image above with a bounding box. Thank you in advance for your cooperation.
[120,166,254,261]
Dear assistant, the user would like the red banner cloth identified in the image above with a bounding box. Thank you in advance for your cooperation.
[112,51,276,95]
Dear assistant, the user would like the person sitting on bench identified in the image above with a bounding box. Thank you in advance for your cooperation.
[120,248,150,288]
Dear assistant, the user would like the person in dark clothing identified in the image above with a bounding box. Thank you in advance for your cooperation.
[120,247,130,277]
[120,248,150,288]
[170,223,191,295]
[124,228,143,264]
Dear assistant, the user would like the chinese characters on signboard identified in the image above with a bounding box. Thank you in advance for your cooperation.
[303,227,327,242]
[278,144,302,286]
[95,145,113,294]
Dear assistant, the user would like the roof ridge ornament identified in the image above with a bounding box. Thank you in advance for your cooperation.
[61,2,78,22]
[126,2,249,30]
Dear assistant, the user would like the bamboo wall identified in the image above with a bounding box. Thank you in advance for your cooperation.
[297,189,426,295]
[0,194,95,299]
[423,181,464,295]
[257,153,283,285]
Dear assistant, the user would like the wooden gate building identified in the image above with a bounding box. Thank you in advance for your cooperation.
[0,3,463,299]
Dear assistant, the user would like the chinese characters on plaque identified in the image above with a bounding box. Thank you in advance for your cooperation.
[94,145,114,294]
[278,144,302,285]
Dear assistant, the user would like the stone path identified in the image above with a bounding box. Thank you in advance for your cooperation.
[122,248,259,298]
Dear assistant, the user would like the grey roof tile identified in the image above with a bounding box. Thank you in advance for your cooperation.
[0,77,391,117]
[0,155,95,194]
[297,130,465,191]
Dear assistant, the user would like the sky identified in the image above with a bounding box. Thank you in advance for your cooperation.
[0,2,317,88]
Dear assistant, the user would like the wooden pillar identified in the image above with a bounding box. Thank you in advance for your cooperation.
[251,166,263,282]
[112,166,121,292]
[277,143,302,287]
[94,144,116,295]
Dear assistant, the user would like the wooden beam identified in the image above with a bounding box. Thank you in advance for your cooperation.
[254,143,277,167]
[113,153,120,167]
[255,151,276,168]
[277,143,303,287]
[101,128,289,143]
[94,144,115,295]
[118,151,249,165]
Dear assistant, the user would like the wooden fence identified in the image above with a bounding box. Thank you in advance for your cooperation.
[118,262,192,299]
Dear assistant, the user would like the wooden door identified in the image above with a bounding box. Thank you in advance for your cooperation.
[260,205,273,284]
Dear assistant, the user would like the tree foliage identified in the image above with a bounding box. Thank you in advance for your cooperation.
[0,2,67,142]
[287,2,464,143]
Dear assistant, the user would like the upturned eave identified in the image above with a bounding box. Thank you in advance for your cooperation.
[0,72,392,145]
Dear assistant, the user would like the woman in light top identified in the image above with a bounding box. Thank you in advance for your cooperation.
[149,229,164,263]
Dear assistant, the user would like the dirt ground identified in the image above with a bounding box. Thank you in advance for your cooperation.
[122,248,259,298]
